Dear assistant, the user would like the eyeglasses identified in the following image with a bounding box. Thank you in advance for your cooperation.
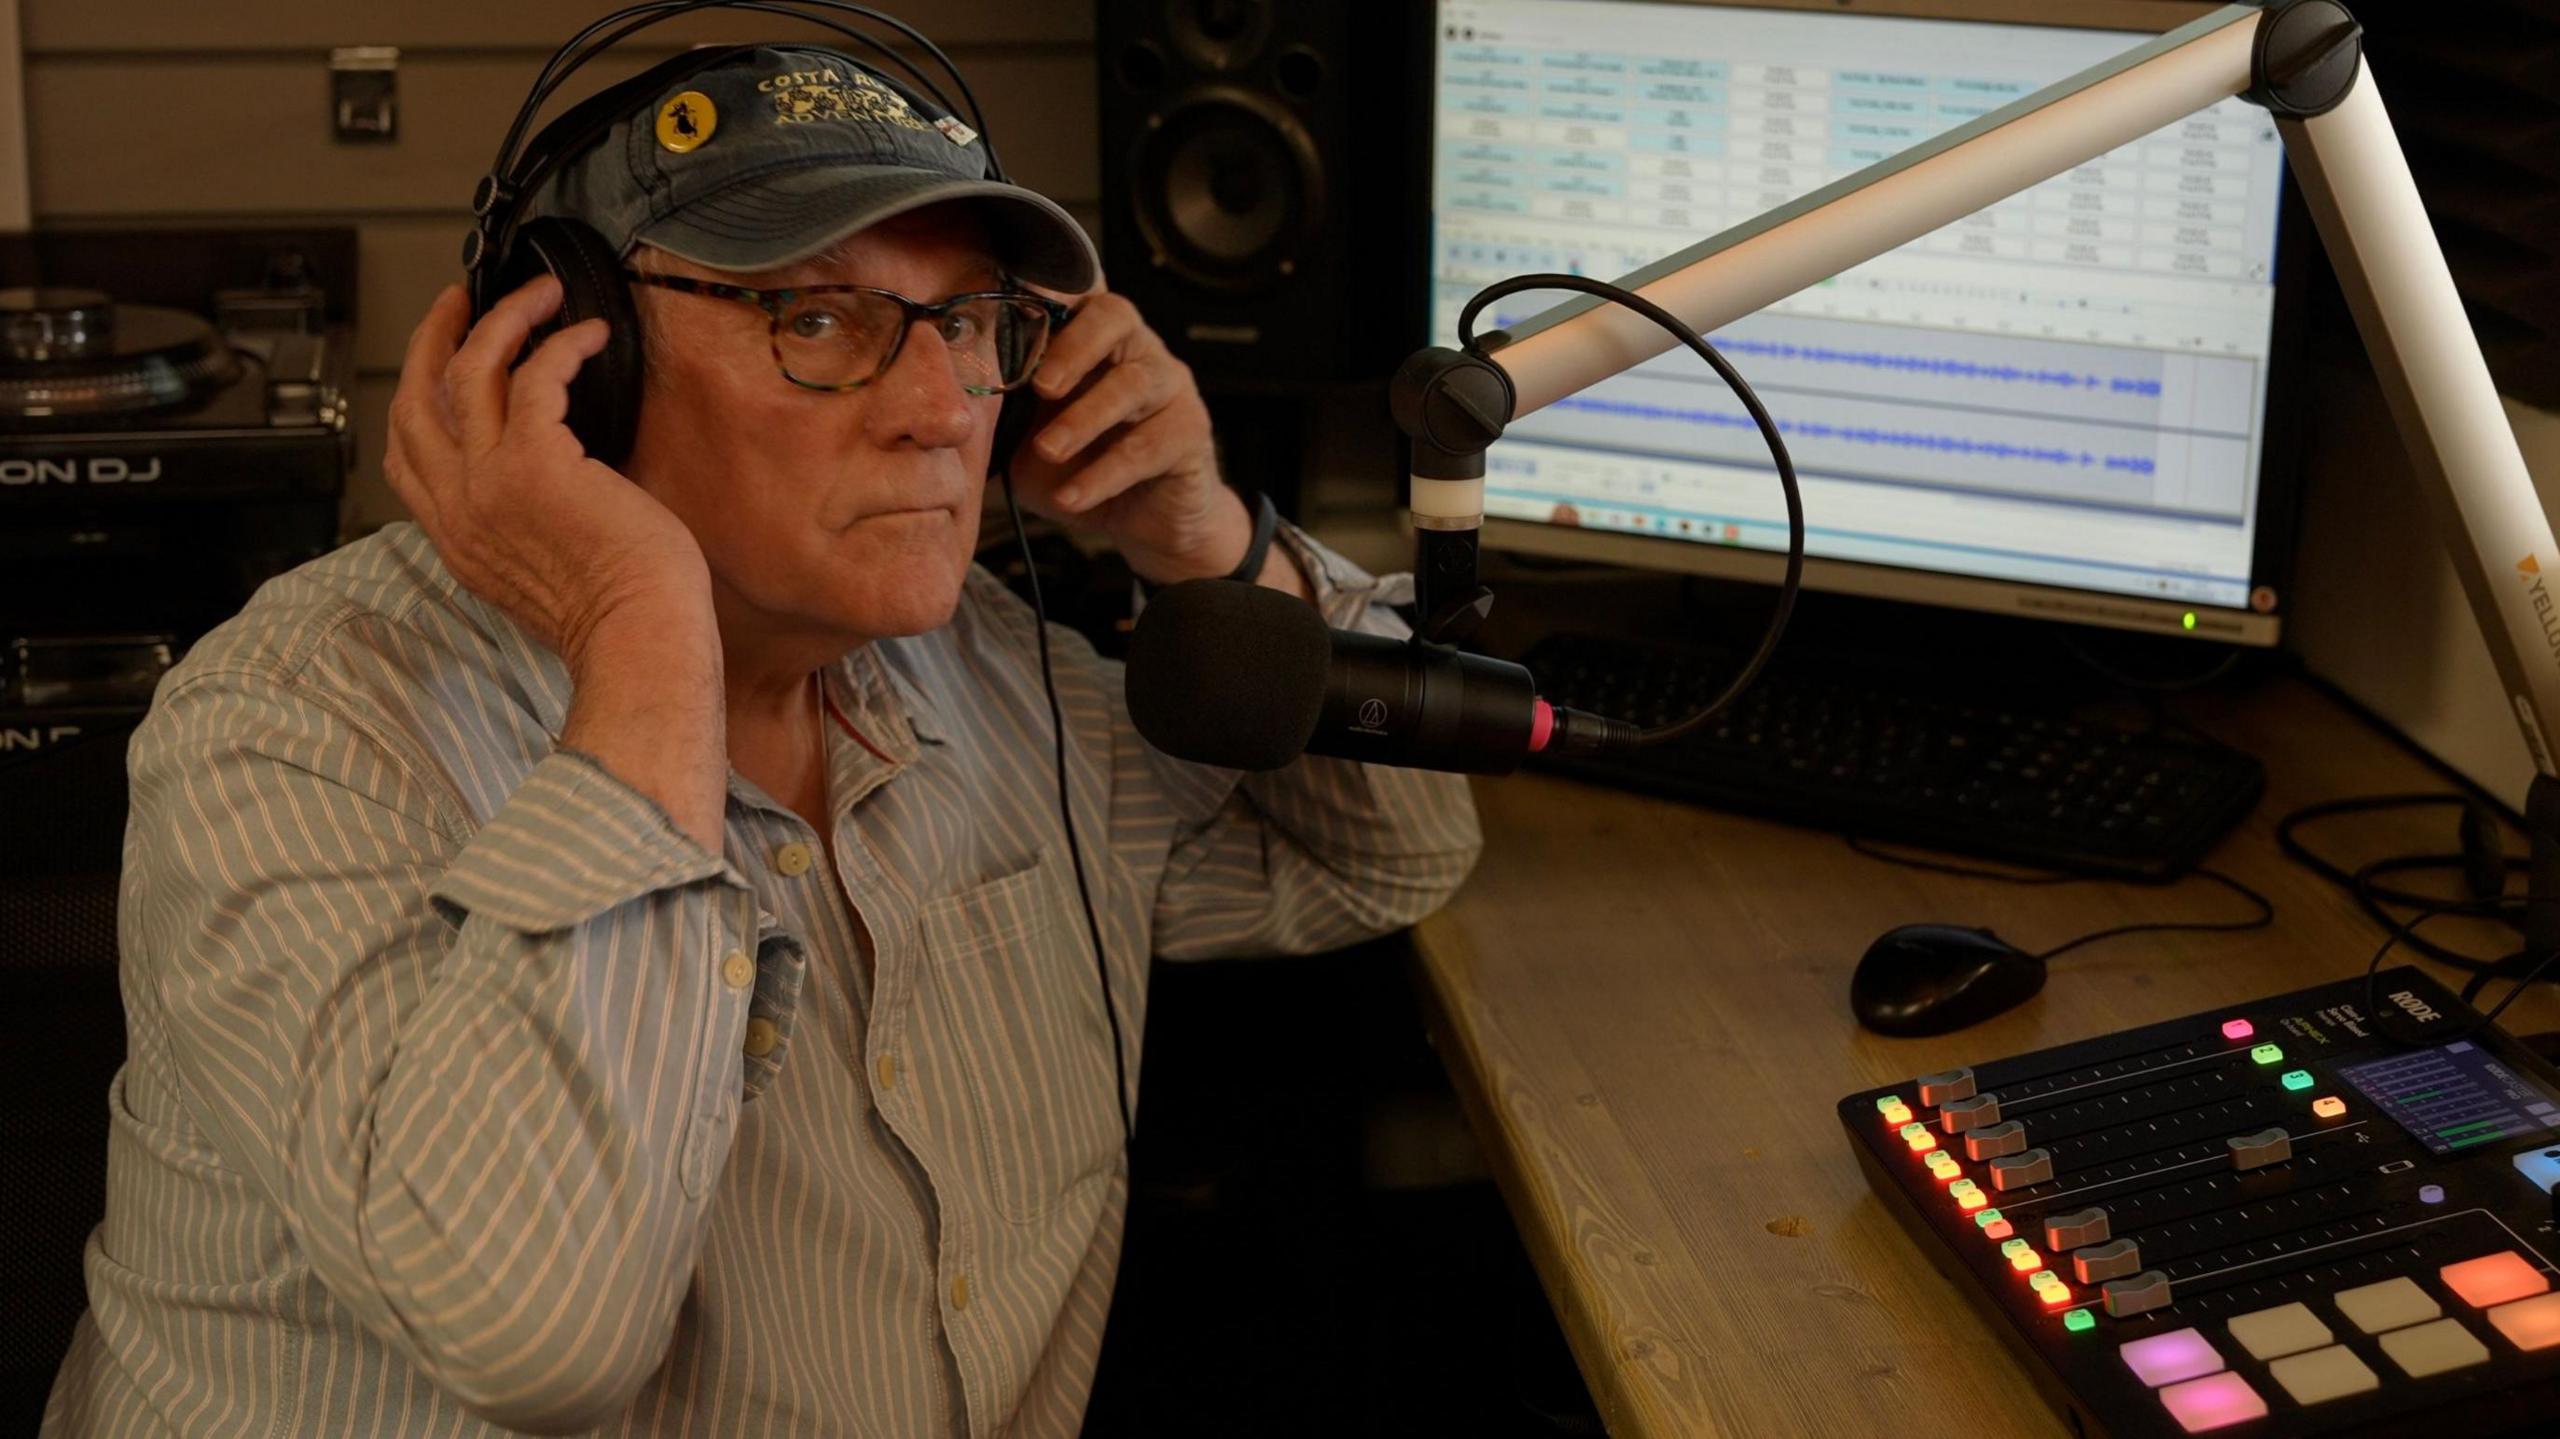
[623,270,1071,395]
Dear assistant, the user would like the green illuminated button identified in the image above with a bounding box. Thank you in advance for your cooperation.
[2002,1238,2033,1260]
[1975,1208,2005,1229]
[2281,1069,2314,1091]
[2251,1042,2284,1065]
[1876,1094,1904,1113]
[2064,1308,2097,1333]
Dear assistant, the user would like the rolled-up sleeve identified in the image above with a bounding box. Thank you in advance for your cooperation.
[1136,523,1484,959]
[127,668,761,1433]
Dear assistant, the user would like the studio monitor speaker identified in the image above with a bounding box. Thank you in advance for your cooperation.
[1098,0,1429,389]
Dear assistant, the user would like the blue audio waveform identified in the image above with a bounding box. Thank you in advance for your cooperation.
[1485,314,2163,395]
[1549,394,2158,474]
[1707,335,2163,396]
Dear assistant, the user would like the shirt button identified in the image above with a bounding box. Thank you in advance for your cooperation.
[772,841,814,876]
[950,1273,970,1310]
[720,949,755,990]
[743,1017,781,1058]
[876,1052,898,1091]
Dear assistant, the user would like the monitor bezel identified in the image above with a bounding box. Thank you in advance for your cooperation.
[1434,0,2311,647]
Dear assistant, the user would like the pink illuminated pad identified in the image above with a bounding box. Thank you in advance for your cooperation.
[2158,1371,2267,1433]
[2220,1018,2254,1041]
[2441,1251,2551,1309]
[2120,1327,2224,1388]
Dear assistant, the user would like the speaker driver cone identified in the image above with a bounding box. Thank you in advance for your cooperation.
[1131,88,1323,292]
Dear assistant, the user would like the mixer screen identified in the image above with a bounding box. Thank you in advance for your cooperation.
[2337,1041,2560,1156]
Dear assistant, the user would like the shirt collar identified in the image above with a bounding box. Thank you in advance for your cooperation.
[856,639,946,747]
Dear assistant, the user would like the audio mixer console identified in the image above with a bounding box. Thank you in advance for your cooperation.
[1841,967,2560,1436]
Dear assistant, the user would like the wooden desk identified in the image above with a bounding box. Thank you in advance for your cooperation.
[1411,674,2560,1438]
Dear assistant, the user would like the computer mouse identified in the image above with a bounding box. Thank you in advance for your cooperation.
[1851,923,2047,1037]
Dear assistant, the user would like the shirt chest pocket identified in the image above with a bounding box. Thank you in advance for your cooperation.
[916,849,1122,1224]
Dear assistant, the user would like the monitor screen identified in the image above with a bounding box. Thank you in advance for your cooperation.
[1430,0,2297,641]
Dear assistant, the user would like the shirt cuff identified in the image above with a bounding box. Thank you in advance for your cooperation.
[430,747,746,935]
[1271,520,1416,635]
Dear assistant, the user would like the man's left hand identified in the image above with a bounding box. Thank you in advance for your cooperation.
[1004,289,1299,594]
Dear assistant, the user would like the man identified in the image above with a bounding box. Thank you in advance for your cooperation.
[43,43,1478,1439]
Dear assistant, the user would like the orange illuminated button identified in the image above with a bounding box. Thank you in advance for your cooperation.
[2311,1095,2347,1119]
[2487,1291,2560,1350]
[2442,1251,2552,1309]
[1926,1150,1962,1181]
[1900,1122,1938,1153]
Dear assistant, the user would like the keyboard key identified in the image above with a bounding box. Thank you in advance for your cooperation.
[2157,1371,2267,1433]
[2226,1302,2330,1361]
[2441,1251,2551,1309]
[2488,1292,2560,1351]
[2333,1276,2440,1335]
[2266,1345,2378,1406]
[2377,1317,2490,1378]
[2120,1327,2224,1387]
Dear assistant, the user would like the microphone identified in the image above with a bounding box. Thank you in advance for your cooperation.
[1122,579,1639,774]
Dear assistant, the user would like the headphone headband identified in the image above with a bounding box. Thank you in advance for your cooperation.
[466,0,1004,305]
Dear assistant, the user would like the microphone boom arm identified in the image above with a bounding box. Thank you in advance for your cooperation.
[1388,0,2560,787]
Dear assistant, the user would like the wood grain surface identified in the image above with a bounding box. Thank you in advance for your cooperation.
[1413,671,2559,1438]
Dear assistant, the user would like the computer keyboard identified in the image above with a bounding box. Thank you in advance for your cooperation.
[1520,630,2265,880]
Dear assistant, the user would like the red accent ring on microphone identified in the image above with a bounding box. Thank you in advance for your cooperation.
[1529,697,1555,752]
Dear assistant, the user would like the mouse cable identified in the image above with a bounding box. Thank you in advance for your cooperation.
[1456,274,1802,750]
[1843,835,2273,963]
[998,470,1135,1149]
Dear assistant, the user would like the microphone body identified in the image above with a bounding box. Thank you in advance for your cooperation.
[1123,579,1640,775]
[1312,629,1536,775]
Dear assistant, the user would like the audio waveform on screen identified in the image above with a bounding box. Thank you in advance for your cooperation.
[1547,395,2159,474]
[1488,314,2163,395]
[1705,336,2163,395]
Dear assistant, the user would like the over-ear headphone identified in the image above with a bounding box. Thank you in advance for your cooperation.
[462,4,1135,1151]
[460,1,1044,475]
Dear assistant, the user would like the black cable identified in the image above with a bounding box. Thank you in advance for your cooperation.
[999,473,1135,1147]
[1454,274,1803,750]
[2361,903,2560,1048]
[2278,794,2526,969]
[2031,868,2273,963]
[1844,836,2079,886]
[1844,836,2274,963]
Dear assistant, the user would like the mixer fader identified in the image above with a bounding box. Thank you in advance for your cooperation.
[1841,967,2560,1435]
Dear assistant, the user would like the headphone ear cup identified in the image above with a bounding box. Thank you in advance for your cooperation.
[492,216,645,469]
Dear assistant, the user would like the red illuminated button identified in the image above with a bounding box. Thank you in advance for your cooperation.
[2487,1291,2560,1350]
[2220,1018,2254,1041]
[2442,1251,2552,1309]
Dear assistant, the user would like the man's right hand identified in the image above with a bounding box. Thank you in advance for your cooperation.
[386,276,712,674]
[388,276,730,852]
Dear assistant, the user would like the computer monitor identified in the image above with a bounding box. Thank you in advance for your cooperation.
[1429,0,2307,644]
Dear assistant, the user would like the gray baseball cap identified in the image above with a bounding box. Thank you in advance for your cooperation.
[524,44,1098,291]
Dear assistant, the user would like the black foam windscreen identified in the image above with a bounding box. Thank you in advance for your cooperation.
[1124,578,1329,770]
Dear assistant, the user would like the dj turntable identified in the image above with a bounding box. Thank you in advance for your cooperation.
[1842,967,2560,1436]
[0,228,351,847]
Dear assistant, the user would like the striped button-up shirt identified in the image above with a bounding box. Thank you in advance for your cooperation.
[42,519,1479,1438]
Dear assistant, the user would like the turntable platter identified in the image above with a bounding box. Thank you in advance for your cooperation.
[0,287,245,423]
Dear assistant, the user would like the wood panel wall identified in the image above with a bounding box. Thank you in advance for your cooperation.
[17,0,1099,535]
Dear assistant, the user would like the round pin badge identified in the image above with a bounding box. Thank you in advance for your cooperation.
[656,91,718,153]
